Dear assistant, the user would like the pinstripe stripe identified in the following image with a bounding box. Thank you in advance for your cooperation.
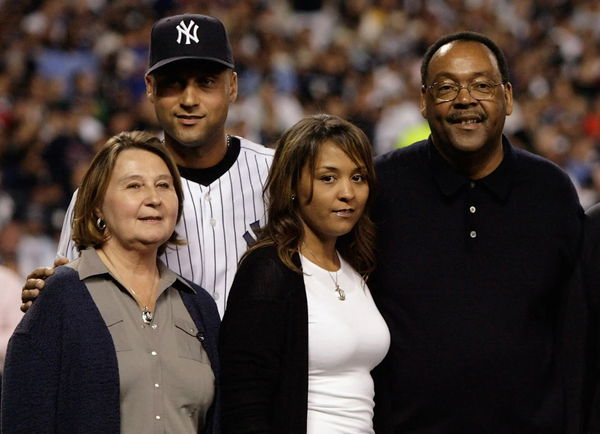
[234,159,248,242]
[187,180,204,285]
[243,151,258,220]
[217,177,229,309]
[227,169,239,261]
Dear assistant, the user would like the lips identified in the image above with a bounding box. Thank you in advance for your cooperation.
[447,112,486,125]
[333,209,354,217]
[139,216,162,221]
[176,114,204,125]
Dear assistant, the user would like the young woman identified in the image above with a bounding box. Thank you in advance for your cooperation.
[219,114,390,433]
[1,131,220,433]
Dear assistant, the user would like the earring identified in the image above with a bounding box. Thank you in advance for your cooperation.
[96,217,106,231]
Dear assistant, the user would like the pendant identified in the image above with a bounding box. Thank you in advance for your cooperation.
[335,285,346,301]
[142,307,153,324]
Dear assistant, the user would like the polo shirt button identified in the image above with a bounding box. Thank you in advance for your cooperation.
[155,383,160,388]
[156,415,161,420]
[469,230,477,238]
[210,218,216,227]
[470,181,475,188]
[469,206,476,214]
[213,292,220,300]
[151,350,158,356]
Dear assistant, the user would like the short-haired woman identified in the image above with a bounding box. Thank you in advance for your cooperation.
[1,131,220,433]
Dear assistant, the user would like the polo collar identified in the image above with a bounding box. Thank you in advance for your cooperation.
[428,135,514,203]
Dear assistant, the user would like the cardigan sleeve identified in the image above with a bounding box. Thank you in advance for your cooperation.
[1,273,67,432]
[219,247,296,434]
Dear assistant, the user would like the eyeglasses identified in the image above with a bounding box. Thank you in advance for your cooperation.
[424,81,504,103]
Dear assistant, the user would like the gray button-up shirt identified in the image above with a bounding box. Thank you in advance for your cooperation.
[67,248,214,433]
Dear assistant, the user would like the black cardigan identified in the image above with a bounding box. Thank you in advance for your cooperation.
[219,245,308,434]
[1,266,221,434]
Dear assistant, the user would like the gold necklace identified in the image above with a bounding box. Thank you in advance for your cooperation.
[301,243,345,301]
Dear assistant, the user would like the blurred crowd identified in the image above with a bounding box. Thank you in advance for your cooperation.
[0,0,599,279]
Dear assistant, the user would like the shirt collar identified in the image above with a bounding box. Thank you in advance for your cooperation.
[76,247,196,294]
[428,135,514,203]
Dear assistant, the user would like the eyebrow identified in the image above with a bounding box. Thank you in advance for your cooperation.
[315,165,367,172]
[117,173,173,182]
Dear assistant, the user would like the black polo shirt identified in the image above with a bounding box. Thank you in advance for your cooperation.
[371,137,583,433]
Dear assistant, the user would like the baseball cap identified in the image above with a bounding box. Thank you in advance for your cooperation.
[146,14,234,75]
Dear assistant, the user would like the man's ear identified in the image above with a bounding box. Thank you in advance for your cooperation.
[503,81,513,116]
[228,71,238,103]
[145,75,155,103]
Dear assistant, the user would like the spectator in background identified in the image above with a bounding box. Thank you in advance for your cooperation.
[0,264,22,372]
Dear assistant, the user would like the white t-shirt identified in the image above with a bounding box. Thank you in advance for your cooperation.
[300,253,390,434]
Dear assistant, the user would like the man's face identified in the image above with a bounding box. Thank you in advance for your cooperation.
[145,60,237,149]
[420,40,513,159]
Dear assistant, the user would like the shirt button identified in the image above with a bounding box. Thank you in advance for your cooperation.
[205,194,211,201]
[469,206,476,214]
[469,230,477,238]
[209,218,216,227]
[155,383,160,388]
[470,181,475,188]
[156,415,161,420]
[213,292,220,300]
[151,350,158,356]
[151,324,158,330]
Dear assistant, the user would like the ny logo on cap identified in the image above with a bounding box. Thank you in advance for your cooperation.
[176,20,199,45]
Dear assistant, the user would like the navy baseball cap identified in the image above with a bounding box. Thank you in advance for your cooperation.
[146,14,234,75]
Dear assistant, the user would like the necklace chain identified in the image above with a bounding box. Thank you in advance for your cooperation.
[98,249,157,324]
[301,243,346,301]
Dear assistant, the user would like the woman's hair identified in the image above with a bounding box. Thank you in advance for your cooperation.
[72,130,185,256]
[247,113,377,277]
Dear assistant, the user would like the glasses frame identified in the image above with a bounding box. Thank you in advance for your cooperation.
[423,81,505,103]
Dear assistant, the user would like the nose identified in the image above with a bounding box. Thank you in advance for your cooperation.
[145,186,162,206]
[338,179,355,202]
[454,85,477,105]
[180,81,199,108]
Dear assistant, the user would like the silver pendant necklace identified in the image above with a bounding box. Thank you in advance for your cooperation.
[141,307,153,324]
[128,285,154,324]
[328,269,346,301]
[302,243,345,301]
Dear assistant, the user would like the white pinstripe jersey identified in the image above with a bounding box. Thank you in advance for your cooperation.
[57,136,274,317]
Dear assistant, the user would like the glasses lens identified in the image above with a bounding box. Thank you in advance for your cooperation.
[469,82,495,100]
[435,84,458,101]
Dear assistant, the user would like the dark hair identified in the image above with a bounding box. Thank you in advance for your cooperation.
[246,114,377,277]
[421,31,510,85]
[72,130,185,256]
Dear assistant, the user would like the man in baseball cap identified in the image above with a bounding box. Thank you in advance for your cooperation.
[24,12,274,341]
